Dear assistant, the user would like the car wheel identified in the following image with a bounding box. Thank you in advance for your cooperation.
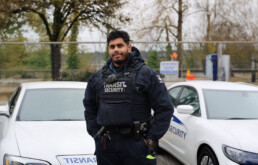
[198,146,219,165]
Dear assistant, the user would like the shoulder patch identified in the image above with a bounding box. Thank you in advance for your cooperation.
[156,75,164,83]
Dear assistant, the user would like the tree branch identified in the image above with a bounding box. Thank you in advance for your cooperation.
[13,7,52,40]
[169,29,177,38]
[61,1,74,23]
[61,11,92,41]
[172,3,178,13]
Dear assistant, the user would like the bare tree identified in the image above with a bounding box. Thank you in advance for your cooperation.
[195,0,255,41]
[133,0,189,75]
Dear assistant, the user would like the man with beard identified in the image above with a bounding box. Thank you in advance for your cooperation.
[83,30,174,165]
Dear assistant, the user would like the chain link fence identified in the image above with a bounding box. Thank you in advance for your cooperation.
[1,41,258,103]
[1,41,258,82]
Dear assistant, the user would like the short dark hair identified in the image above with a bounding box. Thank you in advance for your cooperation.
[107,30,130,45]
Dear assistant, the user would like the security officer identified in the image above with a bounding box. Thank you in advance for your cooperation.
[83,30,174,165]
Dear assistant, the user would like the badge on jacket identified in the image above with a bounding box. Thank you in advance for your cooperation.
[156,75,164,83]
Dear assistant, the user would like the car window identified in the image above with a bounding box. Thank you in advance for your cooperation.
[17,88,85,121]
[8,87,21,116]
[204,89,258,119]
[178,86,200,116]
[168,87,182,106]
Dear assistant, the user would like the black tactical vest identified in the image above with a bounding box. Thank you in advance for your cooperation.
[96,66,151,127]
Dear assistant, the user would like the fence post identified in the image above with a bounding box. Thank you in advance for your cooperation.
[217,43,223,81]
[0,45,1,79]
[251,56,256,82]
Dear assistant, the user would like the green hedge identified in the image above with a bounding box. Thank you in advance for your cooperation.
[61,70,94,82]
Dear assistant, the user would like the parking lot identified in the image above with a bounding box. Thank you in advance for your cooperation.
[157,149,183,165]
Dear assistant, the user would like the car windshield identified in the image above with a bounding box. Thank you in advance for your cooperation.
[17,88,85,121]
[203,89,258,119]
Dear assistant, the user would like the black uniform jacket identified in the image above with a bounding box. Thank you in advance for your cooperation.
[83,47,174,140]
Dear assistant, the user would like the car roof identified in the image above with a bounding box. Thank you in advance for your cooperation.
[170,80,258,91]
[20,81,87,90]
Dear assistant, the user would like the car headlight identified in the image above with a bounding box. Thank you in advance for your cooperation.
[4,154,50,165]
[222,145,258,165]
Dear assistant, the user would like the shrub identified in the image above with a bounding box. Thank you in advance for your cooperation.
[60,70,94,82]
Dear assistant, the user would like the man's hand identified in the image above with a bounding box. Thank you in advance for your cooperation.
[144,139,158,159]
[145,139,158,149]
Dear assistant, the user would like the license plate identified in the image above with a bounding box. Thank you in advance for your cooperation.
[57,155,97,165]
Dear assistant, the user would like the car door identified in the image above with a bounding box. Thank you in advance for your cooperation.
[165,85,200,163]
[161,86,183,156]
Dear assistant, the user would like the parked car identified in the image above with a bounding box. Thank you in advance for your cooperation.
[159,81,258,165]
[0,81,96,165]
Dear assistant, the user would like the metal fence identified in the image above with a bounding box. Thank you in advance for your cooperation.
[1,41,258,83]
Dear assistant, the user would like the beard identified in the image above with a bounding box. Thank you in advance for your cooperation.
[112,52,129,65]
[113,59,124,64]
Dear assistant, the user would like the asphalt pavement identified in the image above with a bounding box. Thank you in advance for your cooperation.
[157,148,183,165]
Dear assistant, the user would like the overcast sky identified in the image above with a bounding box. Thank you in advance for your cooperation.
[78,0,204,42]
[23,0,255,42]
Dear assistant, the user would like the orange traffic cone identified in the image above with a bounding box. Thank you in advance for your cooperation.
[186,70,195,80]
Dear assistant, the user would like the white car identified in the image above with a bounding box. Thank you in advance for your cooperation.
[0,81,96,165]
[159,81,258,165]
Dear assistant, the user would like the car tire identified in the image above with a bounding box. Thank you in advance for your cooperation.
[197,146,219,165]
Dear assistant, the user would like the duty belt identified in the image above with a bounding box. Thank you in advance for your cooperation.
[104,122,149,140]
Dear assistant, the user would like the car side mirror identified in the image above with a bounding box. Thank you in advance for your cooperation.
[0,104,10,117]
[176,105,195,114]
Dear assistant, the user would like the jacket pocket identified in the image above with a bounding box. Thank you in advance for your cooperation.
[97,100,132,126]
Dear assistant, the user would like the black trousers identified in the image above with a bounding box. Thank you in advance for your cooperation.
[94,131,156,165]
